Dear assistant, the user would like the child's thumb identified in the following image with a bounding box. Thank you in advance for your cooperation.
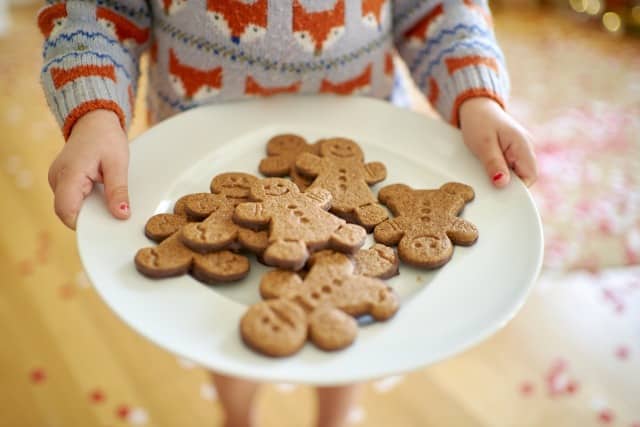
[102,152,130,220]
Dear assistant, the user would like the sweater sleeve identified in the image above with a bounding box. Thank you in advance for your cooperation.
[393,0,509,126]
[38,1,151,139]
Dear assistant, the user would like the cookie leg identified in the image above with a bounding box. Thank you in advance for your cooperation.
[354,203,388,231]
[330,224,367,254]
[237,228,269,255]
[447,217,479,246]
[262,240,309,271]
[398,234,453,269]
[309,306,358,351]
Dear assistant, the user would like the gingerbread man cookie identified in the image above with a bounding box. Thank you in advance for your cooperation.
[258,134,319,191]
[240,250,399,357]
[144,192,217,242]
[180,173,268,254]
[374,182,478,268]
[295,138,388,231]
[233,178,367,270]
[135,232,250,283]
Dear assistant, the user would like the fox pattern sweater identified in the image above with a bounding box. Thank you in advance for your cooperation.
[38,0,509,139]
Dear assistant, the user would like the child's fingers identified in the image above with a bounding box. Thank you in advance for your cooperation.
[102,151,130,220]
[53,168,94,230]
[498,127,538,187]
[465,132,511,188]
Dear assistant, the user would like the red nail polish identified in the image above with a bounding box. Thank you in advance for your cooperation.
[492,172,504,183]
[119,202,129,213]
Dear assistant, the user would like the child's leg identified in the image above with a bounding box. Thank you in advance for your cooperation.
[316,384,361,427]
[211,373,260,427]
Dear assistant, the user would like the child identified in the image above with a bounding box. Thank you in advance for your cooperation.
[39,1,537,426]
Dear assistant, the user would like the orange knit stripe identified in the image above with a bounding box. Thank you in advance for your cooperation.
[37,3,67,38]
[445,55,498,76]
[51,64,117,89]
[96,7,150,44]
[403,3,444,41]
[450,89,505,128]
[63,100,125,140]
[463,0,493,27]
[427,78,439,105]
[320,64,372,95]
[150,40,158,64]
[245,76,301,96]
[384,52,394,77]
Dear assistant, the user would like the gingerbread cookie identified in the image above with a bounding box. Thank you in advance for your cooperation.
[241,250,399,357]
[233,178,366,271]
[259,244,399,299]
[144,193,216,242]
[258,134,319,190]
[180,173,268,255]
[135,232,250,283]
[374,182,478,268]
[295,138,388,231]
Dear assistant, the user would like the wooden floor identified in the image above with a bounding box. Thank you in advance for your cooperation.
[1,5,639,427]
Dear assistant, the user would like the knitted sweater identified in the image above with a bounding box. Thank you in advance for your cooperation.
[38,0,509,139]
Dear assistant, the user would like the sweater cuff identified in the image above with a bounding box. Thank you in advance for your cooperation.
[41,53,133,140]
[435,59,508,127]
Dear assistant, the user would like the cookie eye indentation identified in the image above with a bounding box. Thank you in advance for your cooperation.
[301,217,310,224]
[262,316,269,324]
[321,285,331,293]
[272,325,280,332]
[287,204,297,209]
[311,292,320,299]
[414,241,423,248]
[430,242,437,249]
[294,210,304,217]
[332,279,343,286]
[421,216,431,222]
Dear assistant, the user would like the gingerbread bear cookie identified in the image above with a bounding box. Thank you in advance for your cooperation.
[295,138,388,231]
[240,250,399,357]
[374,182,478,268]
[258,134,319,191]
[233,178,367,270]
[180,173,268,254]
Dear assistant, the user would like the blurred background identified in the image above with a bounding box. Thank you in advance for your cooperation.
[0,1,639,426]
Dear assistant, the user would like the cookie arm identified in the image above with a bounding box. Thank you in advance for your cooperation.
[233,202,270,229]
[304,188,333,210]
[295,152,324,178]
[373,218,406,246]
[363,162,387,185]
[259,156,291,177]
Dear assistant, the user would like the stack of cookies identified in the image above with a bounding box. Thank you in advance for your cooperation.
[134,134,479,357]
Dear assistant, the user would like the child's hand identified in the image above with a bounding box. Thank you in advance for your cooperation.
[459,98,537,188]
[48,110,130,229]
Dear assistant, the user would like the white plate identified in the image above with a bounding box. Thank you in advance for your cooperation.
[77,95,543,385]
